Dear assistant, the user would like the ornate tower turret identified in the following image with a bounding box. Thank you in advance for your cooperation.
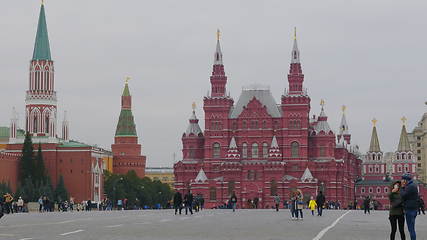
[392,117,416,178]
[26,2,57,138]
[182,103,205,161]
[111,78,146,178]
[362,119,386,180]
[62,111,69,142]
[337,105,351,145]
[281,28,311,167]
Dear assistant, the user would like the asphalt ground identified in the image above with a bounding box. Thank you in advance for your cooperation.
[0,209,426,240]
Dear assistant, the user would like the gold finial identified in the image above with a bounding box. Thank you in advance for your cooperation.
[216,29,221,41]
[192,102,196,111]
[401,116,407,125]
[125,76,131,84]
[294,27,297,40]
[41,0,45,5]
[372,118,378,126]
[341,105,346,113]
[320,99,325,107]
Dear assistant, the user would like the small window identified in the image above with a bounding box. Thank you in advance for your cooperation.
[227,181,235,195]
[262,143,268,158]
[376,187,381,193]
[291,142,299,157]
[213,143,221,158]
[262,120,267,129]
[209,187,217,200]
[252,143,259,158]
[319,146,326,157]
[270,179,277,196]
[384,188,388,193]
[242,143,248,159]
[417,143,421,147]
[361,188,365,193]
[369,188,373,193]
[242,121,247,129]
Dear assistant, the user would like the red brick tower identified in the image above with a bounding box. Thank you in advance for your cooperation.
[203,30,234,161]
[112,79,146,177]
[281,28,311,176]
[26,2,57,139]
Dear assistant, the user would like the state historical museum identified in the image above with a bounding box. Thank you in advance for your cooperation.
[174,31,362,209]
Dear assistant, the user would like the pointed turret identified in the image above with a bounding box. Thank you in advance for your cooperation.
[397,117,411,152]
[226,136,240,159]
[185,103,203,136]
[115,79,137,137]
[32,2,51,60]
[368,119,381,153]
[62,111,69,141]
[313,100,332,134]
[287,27,304,94]
[301,167,315,182]
[337,105,351,144]
[210,29,228,97]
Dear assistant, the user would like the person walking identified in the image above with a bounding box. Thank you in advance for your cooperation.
[417,196,425,215]
[173,191,183,215]
[316,191,325,216]
[3,193,13,214]
[17,197,24,213]
[290,195,297,220]
[295,190,304,220]
[400,173,419,240]
[230,192,238,212]
[273,195,280,212]
[364,196,371,214]
[184,190,193,215]
[388,181,406,240]
[308,196,317,216]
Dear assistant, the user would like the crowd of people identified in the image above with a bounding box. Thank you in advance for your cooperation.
[173,191,205,215]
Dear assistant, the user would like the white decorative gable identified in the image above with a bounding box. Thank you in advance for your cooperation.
[195,168,208,182]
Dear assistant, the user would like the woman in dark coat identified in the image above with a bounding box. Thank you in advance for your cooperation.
[389,181,405,240]
[173,192,183,215]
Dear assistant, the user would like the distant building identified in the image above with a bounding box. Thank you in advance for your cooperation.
[356,118,426,209]
[111,80,146,178]
[408,108,427,183]
[145,167,174,188]
[174,30,362,209]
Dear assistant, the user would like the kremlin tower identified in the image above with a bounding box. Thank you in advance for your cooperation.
[111,79,146,178]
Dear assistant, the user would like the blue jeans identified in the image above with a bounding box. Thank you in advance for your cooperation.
[405,209,417,240]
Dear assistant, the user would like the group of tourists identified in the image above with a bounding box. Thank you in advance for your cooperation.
[173,191,205,215]
[0,193,26,214]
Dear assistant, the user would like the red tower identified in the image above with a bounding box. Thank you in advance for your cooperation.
[111,79,146,178]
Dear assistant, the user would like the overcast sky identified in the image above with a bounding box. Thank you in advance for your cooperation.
[1,0,426,167]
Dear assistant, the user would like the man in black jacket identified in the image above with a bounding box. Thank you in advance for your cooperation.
[184,190,193,215]
[400,173,419,240]
[173,192,183,215]
[316,191,325,216]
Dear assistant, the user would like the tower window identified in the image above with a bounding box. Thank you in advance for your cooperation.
[270,179,277,196]
[262,143,268,158]
[252,143,259,158]
[209,187,217,200]
[212,143,221,159]
[291,142,299,157]
[242,143,248,158]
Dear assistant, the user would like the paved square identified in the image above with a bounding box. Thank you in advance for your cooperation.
[0,210,426,240]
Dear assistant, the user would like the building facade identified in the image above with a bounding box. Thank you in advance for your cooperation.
[408,107,427,183]
[145,167,174,188]
[174,32,362,209]
[111,81,146,178]
[0,3,112,202]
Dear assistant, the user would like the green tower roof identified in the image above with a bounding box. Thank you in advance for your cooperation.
[122,83,130,96]
[397,124,411,152]
[32,4,51,60]
[115,109,137,137]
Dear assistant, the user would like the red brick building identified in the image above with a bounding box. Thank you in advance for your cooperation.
[0,3,111,202]
[174,31,362,209]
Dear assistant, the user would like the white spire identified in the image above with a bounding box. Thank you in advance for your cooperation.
[291,27,300,63]
[339,105,349,135]
[229,136,237,148]
[9,107,18,141]
[185,107,203,136]
[195,168,208,182]
[62,110,69,141]
[214,29,223,65]
[271,135,279,148]
[301,167,314,182]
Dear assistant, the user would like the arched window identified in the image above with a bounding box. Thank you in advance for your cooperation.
[361,188,365,193]
[270,179,277,196]
[227,181,235,195]
[262,120,267,129]
[319,146,326,157]
[242,121,247,129]
[45,115,50,134]
[242,143,248,158]
[33,115,38,133]
[213,143,220,159]
[252,143,259,158]
[398,165,402,172]
[404,164,409,173]
[376,187,381,193]
[291,142,299,157]
[262,143,268,158]
[369,187,373,193]
[209,187,217,200]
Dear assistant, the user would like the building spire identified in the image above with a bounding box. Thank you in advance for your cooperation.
[291,27,300,64]
[397,117,411,152]
[214,29,223,65]
[368,118,381,152]
[32,2,51,60]
[115,79,137,137]
[210,29,227,97]
[185,103,203,136]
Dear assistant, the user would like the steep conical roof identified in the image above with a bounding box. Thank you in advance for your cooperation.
[115,82,137,136]
[32,3,51,60]
[214,29,223,65]
[339,106,349,135]
[397,124,411,152]
[291,27,300,64]
[368,120,381,152]
[122,82,130,96]
[185,106,203,136]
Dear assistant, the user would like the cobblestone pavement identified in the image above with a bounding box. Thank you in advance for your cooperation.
[0,209,426,240]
